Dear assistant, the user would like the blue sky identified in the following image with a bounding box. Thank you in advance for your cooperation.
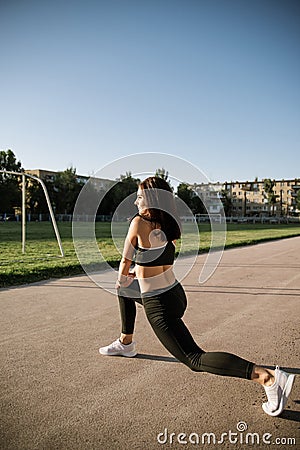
[0,0,299,183]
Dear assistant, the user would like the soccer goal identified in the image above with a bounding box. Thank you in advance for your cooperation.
[0,170,64,256]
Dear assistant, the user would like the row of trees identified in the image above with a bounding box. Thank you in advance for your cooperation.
[0,150,22,213]
[2,149,299,218]
[0,150,206,217]
[0,151,86,216]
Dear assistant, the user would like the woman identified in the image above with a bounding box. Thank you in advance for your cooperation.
[100,176,294,417]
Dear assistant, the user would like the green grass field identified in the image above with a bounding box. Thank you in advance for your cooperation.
[1,221,300,287]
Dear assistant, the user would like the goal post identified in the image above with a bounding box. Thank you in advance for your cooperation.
[0,170,64,257]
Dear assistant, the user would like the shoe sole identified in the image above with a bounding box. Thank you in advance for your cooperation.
[262,373,295,417]
[99,349,137,357]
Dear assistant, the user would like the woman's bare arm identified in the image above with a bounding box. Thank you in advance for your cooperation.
[116,217,139,288]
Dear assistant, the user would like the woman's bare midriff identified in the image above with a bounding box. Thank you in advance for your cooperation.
[135,264,176,293]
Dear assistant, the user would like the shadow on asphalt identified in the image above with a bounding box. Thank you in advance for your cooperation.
[133,358,300,423]
[134,358,300,378]
[184,287,300,297]
[263,365,300,374]
[279,410,300,422]
[132,357,300,421]
[135,353,179,363]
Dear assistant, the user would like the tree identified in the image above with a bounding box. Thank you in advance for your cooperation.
[220,189,232,216]
[117,172,140,196]
[176,183,205,214]
[0,149,23,214]
[177,183,192,206]
[263,179,278,215]
[241,184,251,216]
[190,193,206,214]
[296,190,300,212]
[98,173,140,216]
[155,168,169,181]
[50,167,85,214]
[26,179,49,215]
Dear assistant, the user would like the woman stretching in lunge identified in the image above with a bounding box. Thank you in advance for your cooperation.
[100,176,295,417]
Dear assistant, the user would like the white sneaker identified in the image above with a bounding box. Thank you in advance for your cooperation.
[262,365,295,416]
[99,339,137,357]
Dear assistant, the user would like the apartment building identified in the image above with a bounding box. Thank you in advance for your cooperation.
[191,182,224,214]
[192,178,300,217]
[25,169,113,191]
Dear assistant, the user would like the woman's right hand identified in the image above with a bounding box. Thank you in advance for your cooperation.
[115,272,135,289]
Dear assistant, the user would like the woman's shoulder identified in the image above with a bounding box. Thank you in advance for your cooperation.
[129,214,147,229]
[131,213,153,224]
[130,213,142,223]
[129,214,153,238]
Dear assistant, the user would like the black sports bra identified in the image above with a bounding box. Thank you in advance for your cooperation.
[132,213,175,267]
[134,241,175,267]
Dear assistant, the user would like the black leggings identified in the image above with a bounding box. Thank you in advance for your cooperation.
[118,280,254,380]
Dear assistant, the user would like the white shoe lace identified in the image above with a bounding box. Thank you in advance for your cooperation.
[111,339,122,349]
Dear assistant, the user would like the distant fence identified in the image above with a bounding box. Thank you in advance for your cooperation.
[1,213,299,224]
[0,213,113,222]
[225,216,300,224]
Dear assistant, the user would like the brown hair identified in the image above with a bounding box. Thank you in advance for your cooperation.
[139,176,181,241]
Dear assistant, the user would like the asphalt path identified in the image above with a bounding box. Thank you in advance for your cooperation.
[1,237,300,449]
